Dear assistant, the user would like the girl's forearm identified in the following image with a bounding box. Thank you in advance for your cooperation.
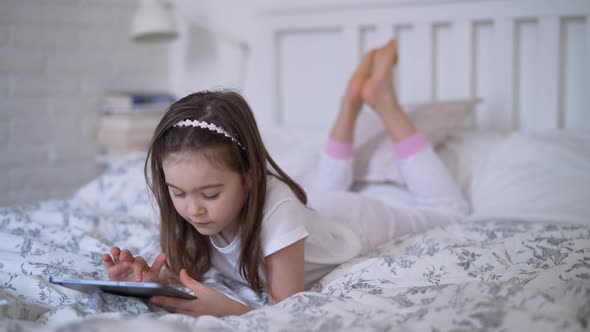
[221,299,252,316]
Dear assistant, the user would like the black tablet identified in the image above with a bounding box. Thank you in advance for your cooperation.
[50,277,197,300]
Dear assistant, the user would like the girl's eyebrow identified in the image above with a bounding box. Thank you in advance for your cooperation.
[166,183,223,191]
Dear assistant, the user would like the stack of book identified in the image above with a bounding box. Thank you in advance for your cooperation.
[97,91,176,156]
[99,91,176,114]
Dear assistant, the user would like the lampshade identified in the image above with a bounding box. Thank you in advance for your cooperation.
[130,0,178,43]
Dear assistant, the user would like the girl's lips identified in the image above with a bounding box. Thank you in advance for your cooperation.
[192,221,211,226]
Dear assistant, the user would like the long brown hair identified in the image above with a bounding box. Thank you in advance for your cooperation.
[145,90,306,292]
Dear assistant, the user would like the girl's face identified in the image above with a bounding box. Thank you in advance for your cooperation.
[162,149,248,243]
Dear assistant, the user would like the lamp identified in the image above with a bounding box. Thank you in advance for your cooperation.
[130,0,250,91]
[130,0,178,43]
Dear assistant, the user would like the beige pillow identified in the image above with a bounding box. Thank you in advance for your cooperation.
[353,99,479,184]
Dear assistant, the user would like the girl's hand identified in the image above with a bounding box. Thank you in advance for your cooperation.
[149,269,251,317]
[102,246,167,283]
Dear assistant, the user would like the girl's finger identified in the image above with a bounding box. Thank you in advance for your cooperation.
[107,263,127,277]
[111,247,121,263]
[133,257,149,282]
[109,262,132,278]
[120,249,135,263]
[179,268,202,293]
[102,254,115,268]
[164,307,194,316]
[150,253,167,275]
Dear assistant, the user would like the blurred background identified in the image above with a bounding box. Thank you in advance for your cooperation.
[0,0,263,206]
[1,0,588,207]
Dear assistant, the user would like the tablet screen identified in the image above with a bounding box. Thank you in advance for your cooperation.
[50,277,197,300]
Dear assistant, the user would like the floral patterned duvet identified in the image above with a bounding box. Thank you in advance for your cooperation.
[1,154,589,332]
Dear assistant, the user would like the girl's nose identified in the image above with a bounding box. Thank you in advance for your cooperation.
[188,201,207,217]
[196,207,207,216]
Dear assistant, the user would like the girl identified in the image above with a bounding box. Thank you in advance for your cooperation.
[102,39,468,317]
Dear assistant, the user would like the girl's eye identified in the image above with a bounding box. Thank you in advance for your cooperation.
[172,192,185,198]
[202,193,219,200]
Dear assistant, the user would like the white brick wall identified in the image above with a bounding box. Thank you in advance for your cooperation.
[0,0,171,206]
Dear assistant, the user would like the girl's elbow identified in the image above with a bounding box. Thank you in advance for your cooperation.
[268,287,304,305]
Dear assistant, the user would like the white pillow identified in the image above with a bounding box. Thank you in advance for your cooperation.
[469,131,590,224]
[435,130,509,199]
[354,99,479,184]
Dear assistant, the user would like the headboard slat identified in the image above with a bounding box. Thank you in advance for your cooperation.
[561,17,588,130]
[473,21,493,129]
[409,23,434,103]
[247,0,590,132]
[534,17,561,131]
[450,20,473,101]
[341,25,363,77]
[488,19,517,130]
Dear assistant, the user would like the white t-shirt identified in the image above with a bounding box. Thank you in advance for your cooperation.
[209,146,469,290]
[209,175,363,289]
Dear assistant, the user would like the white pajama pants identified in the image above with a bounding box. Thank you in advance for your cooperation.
[300,146,470,255]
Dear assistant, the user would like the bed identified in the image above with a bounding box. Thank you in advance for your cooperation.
[2,0,590,331]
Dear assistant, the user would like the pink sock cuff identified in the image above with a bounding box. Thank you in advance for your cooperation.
[325,137,354,160]
[394,132,430,160]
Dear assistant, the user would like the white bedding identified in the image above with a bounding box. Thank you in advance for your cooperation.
[469,131,590,224]
[1,130,589,332]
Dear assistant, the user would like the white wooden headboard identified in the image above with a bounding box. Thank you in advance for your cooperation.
[245,0,589,133]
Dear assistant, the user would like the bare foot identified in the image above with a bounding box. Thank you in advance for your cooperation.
[345,49,376,111]
[361,39,400,112]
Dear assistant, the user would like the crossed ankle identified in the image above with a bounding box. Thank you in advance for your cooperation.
[374,95,402,114]
[341,96,362,113]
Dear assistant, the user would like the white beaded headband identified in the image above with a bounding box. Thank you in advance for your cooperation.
[172,119,244,149]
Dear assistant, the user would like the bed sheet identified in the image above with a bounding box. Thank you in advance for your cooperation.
[1,130,589,331]
[0,194,588,331]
